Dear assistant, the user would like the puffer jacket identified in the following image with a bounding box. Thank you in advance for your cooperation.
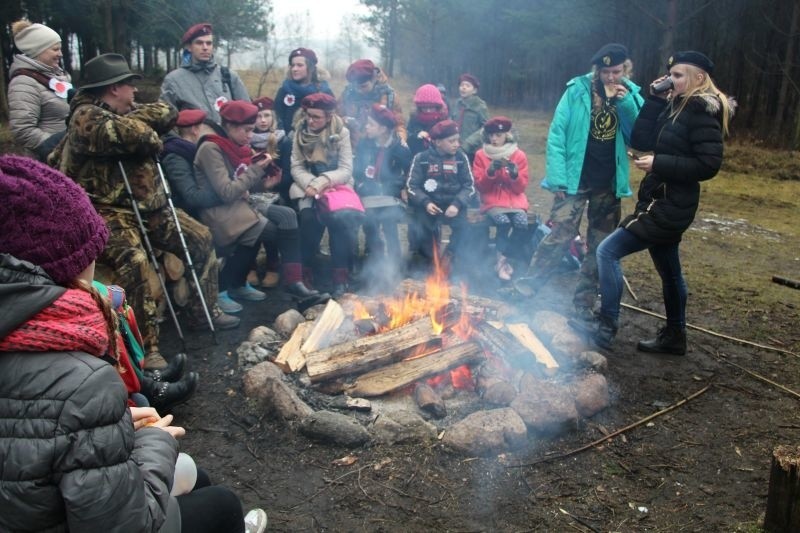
[623,94,725,244]
[161,132,223,217]
[0,254,178,533]
[49,93,177,212]
[406,147,475,210]
[353,133,412,199]
[339,68,407,148]
[8,54,71,155]
[160,59,250,124]
[473,144,530,213]
[289,120,354,200]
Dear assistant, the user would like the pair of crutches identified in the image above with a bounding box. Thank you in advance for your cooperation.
[117,160,216,348]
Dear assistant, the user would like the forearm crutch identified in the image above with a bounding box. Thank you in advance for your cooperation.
[155,158,217,342]
[117,161,186,350]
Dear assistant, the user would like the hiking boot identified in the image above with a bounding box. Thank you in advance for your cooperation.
[262,271,280,288]
[637,326,687,355]
[144,350,168,370]
[244,508,268,533]
[284,281,320,299]
[141,372,198,411]
[212,311,241,330]
[217,291,243,314]
[228,283,266,302]
[593,314,618,351]
[144,352,186,382]
[573,306,596,325]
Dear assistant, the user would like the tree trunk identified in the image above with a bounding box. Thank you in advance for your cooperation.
[774,0,800,141]
[0,40,8,122]
[765,445,800,532]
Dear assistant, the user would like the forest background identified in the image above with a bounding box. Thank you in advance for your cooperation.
[1,0,800,149]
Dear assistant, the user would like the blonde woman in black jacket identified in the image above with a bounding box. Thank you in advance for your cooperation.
[587,51,733,353]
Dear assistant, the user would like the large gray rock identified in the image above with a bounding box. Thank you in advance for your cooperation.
[236,341,273,368]
[273,309,305,337]
[511,384,579,434]
[531,310,570,344]
[242,361,313,420]
[302,303,328,321]
[482,381,517,406]
[299,411,371,447]
[550,329,587,359]
[573,373,610,418]
[242,361,284,397]
[247,326,282,347]
[443,408,527,456]
[371,410,438,444]
[577,350,608,372]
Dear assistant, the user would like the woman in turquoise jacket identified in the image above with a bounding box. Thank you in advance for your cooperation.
[528,43,643,322]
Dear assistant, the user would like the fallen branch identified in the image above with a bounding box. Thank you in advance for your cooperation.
[559,508,601,533]
[507,385,711,468]
[720,357,800,401]
[622,275,638,301]
[772,275,800,290]
[621,302,797,357]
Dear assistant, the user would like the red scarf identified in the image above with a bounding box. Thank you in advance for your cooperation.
[203,134,252,169]
[415,109,449,128]
[0,289,109,356]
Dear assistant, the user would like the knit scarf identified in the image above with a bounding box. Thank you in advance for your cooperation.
[162,136,197,163]
[203,134,252,169]
[280,78,333,102]
[0,288,109,357]
[251,129,285,153]
[483,140,518,161]
[296,114,345,168]
[414,109,449,128]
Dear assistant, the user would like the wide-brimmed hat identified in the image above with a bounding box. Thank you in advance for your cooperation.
[80,53,142,90]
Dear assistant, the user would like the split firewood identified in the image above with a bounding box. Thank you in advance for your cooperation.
[328,396,372,412]
[414,383,446,418]
[398,279,516,319]
[274,321,314,373]
[344,341,484,397]
[301,299,345,353]
[305,317,440,382]
[171,277,190,307]
[162,252,185,281]
[507,323,559,376]
[472,319,540,372]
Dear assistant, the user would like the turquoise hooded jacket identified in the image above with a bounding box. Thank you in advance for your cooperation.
[541,72,644,198]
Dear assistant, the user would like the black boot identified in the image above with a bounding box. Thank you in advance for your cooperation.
[140,372,198,411]
[284,281,320,299]
[143,352,187,383]
[593,314,618,350]
[637,326,687,355]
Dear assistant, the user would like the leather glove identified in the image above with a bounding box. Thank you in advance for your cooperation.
[489,159,503,174]
[506,161,518,179]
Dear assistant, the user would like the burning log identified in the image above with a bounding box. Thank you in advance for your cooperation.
[506,323,560,376]
[414,383,446,418]
[472,319,541,373]
[305,317,442,383]
[301,299,345,353]
[398,279,516,320]
[274,321,313,373]
[344,341,484,397]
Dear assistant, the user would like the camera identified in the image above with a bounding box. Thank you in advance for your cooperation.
[651,76,674,95]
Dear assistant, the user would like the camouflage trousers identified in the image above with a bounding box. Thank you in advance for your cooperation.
[530,188,620,309]
[98,206,219,354]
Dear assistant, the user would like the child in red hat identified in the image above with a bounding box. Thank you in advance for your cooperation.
[451,73,489,162]
[407,84,450,156]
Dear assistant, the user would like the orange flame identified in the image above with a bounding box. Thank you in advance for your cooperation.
[426,248,450,334]
[352,300,371,320]
[452,282,474,339]
[450,365,474,390]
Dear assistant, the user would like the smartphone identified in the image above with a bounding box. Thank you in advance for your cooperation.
[627,151,639,160]
[252,152,268,163]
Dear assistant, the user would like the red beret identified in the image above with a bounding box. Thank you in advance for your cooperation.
[484,116,512,134]
[176,109,207,127]
[252,97,274,111]
[289,47,317,66]
[301,93,337,112]
[368,104,397,129]
[219,100,258,124]
[430,120,460,140]
[346,59,376,83]
[458,73,480,90]
[182,23,212,45]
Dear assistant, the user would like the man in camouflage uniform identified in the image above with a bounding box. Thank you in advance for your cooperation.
[50,53,239,368]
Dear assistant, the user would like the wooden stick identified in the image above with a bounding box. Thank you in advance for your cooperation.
[622,275,638,301]
[718,357,800,401]
[507,385,711,468]
[772,275,800,290]
[620,302,797,357]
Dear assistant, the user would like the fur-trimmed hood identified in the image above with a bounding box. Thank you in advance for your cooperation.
[683,93,737,120]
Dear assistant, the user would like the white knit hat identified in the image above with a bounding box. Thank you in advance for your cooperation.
[12,21,61,59]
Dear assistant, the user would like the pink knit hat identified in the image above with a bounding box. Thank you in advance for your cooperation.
[0,156,109,285]
[414,84,446,107]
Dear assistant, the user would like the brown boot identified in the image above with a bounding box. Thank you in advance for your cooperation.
[144,350,168,370]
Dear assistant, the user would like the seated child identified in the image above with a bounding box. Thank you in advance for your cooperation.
[407,84,450,156]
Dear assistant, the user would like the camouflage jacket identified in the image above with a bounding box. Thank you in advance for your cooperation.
[50,93,177,212]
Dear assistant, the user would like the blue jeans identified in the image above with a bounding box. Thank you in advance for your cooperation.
[596,228,687,328]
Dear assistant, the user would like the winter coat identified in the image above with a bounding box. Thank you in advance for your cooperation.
[161,132,223,217]
[160,60,250,124]
[193,140,266,248]
[339,68,406,148]
[0,253,178,533]
[406,147,475,210]
[8,54,71,157]
[473,145,530,213]
[451,94,489,157]
[290,121,354,201]
[274,77,335,133]
[542,72,643,198]
[406,110,450,156]
[623,94,725,244]
[50,93,177,213]
[353,133,412,199]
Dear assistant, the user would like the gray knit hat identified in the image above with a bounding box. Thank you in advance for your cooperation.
[12,20,61,59]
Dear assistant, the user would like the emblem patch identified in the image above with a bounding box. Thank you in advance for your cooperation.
[365,165,376,179]
[215,96,228,111]
[423,179,438,192]
[49,78,72,99]
[284,94,296,106]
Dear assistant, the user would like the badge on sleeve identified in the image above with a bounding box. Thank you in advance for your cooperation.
[365,165,376,179]
[284,94,296,106]
[49,78,73,99]
[215,96,229,111]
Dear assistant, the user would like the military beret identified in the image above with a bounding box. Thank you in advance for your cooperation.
[289,47,317,66]
[591,43,628,67]
[182,23,212,45]
[176,109,207,127]
[430,119,460,140]
[458,73,480,90]
[219,100,258,124]
[484,116,512,134]
[668,50,714,75]
[346,59,377,83]
[368,104,397,129]
[252,97,274,111]
[301,93,337,111]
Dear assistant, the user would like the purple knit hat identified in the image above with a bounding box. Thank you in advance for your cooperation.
[0,155,109,285]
